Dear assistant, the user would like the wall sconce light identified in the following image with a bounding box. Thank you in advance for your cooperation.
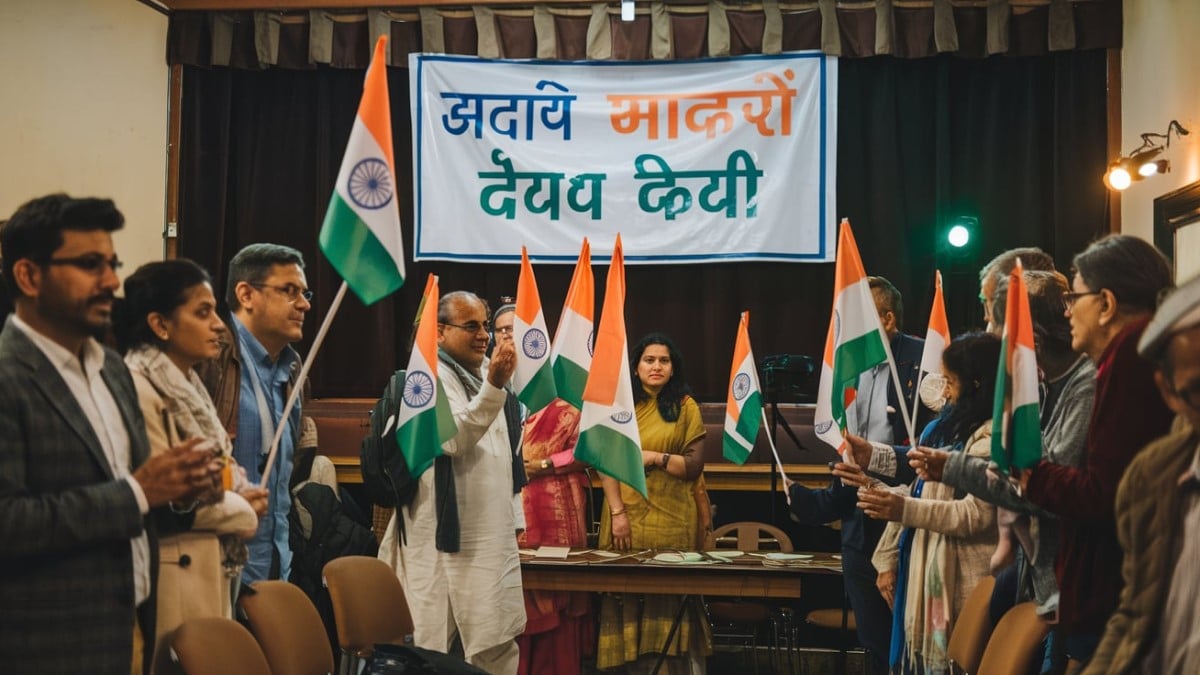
[1103,120,1190,191]
[621,0,635,21]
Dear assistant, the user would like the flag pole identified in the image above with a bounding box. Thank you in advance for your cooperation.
[881,336,918,450]
[259,279,349,487]
[760,408,790,504]
[909,370,926,443]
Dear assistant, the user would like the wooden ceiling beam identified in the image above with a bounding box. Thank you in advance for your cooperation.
[157,0,603,9]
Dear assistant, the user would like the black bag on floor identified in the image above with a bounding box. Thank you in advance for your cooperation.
[364,644,489,674]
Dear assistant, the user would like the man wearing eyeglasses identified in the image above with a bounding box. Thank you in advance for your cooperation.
[0,194,222,674]
[1084,274,1200,675]
[198,243,312,586]
[381,290,526,675]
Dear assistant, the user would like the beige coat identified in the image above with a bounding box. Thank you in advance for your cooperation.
[873,422,998,671]
[130,370,257,669]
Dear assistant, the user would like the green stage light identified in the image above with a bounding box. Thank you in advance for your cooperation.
[947,224,970,248]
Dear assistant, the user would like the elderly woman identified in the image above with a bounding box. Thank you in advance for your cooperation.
[1019,235,1175,666]
[115,259,267,669]
[856,332,1001,674]
[597,332,710,674]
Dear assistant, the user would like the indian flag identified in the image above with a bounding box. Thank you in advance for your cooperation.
[513,246,557,413]
[396,274,457,480]
[991,260,1041,472]
[574,235,647,498]
[814,219,892,455]
[723,311,762,465]
[550,239,594,409]
[919,270,950,376]
[318,35,406,306]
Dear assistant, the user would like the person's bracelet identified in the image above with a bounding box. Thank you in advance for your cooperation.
[660,452,670,469]
[610,508,627,517]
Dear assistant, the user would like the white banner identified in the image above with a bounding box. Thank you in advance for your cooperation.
[410,53,837,264]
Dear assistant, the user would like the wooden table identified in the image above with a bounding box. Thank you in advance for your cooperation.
[520,549,842,599]
[521,549,841,673]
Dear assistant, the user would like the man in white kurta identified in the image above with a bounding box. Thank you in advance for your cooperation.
[380,291,526,675]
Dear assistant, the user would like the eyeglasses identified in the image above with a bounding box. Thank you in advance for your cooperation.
[1062,290,1102,309]
[441,320,491,334]
[42,254,123,275]
[494,326,514,336]
[249,282,313,303]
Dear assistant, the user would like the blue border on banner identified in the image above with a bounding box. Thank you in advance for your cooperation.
[411,52,834,264]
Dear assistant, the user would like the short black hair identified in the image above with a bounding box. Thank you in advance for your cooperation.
[1072,235,1173,315]
[114,259,213,353]
[225,243,305,310]
[1,194,124,300]
[868,276,904,329]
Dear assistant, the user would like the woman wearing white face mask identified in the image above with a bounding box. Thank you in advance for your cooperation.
[115,259,268,671]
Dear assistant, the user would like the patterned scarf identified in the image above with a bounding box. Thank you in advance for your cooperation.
[124,345,248,577]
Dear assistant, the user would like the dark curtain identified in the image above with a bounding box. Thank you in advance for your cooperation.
[178,49,1108,401]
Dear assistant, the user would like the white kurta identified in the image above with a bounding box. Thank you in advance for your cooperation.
[380,360,526,662]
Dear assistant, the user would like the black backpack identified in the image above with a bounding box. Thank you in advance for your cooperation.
[360,370,418,537]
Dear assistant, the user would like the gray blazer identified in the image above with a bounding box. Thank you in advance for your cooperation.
[0,316,162,674]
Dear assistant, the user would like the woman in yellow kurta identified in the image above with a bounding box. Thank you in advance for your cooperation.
[598,332,711,674]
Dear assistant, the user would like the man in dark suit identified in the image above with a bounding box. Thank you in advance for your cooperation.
[787,276,930,675]
[0,194,220,674]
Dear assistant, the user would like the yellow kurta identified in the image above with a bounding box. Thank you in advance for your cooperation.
[597,394,711,672]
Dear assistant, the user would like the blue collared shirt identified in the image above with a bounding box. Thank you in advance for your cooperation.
[229,315,300,584]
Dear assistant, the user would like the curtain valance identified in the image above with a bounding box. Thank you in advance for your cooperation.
[166,0,1120,68]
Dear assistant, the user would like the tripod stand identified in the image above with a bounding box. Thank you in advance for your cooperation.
[759,354,816,524]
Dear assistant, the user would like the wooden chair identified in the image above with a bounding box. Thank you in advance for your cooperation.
[160,617,270,675]
[323,556,415,675]
[704,522,794,673]
[946,575,996,675]
[239,580,336,675]
[976,602,1050,675]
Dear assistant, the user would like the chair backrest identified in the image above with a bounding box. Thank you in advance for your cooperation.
[946,575,996,675]
[976,602,1050,675]
[239,580,336,675]
[705,521,794,552]
[323,555,415,654]
[163,617,270,675]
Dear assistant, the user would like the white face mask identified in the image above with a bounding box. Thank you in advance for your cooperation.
[919,373,948,413]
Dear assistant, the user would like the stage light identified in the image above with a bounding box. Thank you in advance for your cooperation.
[1104,120,1189,191]
[947,225,970,248]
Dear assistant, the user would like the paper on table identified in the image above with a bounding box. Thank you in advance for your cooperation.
[536,546,571,559]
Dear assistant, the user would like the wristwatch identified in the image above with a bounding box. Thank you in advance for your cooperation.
[540,458,552,471]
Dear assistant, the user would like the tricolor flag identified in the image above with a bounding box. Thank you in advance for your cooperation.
[574,235,647,498]
[513,246,557,412]
[991,260,1041,472]
[396,274,457,480]
[318,36,406,305]
[814,219,893,454]
[550,239,594,409]
[912,270,951,429]
[919,270,950,377]
[723,311,762,465]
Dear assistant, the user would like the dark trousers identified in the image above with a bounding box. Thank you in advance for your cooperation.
[842,548,893,675]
